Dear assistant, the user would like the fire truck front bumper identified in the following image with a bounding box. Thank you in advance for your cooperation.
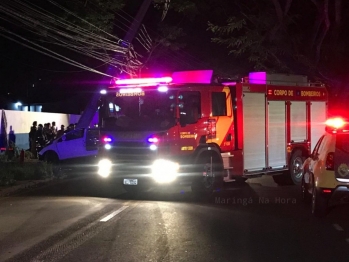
[97,158,191,185]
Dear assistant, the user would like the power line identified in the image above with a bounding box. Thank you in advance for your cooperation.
[0,0,142,76]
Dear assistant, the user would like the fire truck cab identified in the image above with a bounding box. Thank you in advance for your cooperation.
[96,70,328,193]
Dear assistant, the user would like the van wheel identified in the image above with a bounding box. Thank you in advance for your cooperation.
[44,152,62,177]
[289,150,305,185]
[44,151,58,163]
[191,153,223,194]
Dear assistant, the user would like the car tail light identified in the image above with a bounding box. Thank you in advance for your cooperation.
[325,152,334,170]
[322,189,332,193]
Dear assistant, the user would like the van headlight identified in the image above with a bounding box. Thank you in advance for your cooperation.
[98,159,112,178]
[151,159,179,183]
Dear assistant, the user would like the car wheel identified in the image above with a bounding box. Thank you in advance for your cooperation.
[289,150,305,185]
[191,153,223,194]
[44,151,58,163]
[301,172,311,203]
[311,183,328,217]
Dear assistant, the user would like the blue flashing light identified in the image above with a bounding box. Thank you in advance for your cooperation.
[147,137,159,143]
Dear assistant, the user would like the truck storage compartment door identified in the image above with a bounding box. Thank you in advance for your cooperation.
[290,101,306,142]
[268,101,286,168]
[243,93,266,171]
[310,102,327,152]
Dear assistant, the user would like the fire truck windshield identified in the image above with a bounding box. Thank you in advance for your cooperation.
[100,89,176,131]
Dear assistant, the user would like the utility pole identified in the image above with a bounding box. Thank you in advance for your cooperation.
[76,0,153,129]
[124,0,152,44]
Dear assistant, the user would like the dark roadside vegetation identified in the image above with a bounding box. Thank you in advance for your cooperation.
[0,145,53,187]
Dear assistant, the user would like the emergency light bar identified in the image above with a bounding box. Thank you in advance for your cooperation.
[221,81,237,86]
[326,118,345,129]
[157,85,168,92]
[325,117,349,133]
[114,77,172,86]
[119,88,142,94]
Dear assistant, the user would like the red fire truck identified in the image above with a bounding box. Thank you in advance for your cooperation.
[96,70,328,193]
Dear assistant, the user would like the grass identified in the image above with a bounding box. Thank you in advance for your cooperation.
[0,149,54,186]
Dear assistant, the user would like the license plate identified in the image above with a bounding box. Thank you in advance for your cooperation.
[123,179,138,185]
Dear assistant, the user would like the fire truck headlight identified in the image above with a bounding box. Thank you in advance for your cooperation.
[98,159,112,178]
[151,159,179,183]
[104,144,112,150]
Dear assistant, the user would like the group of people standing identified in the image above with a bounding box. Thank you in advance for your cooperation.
[29,121,76,157]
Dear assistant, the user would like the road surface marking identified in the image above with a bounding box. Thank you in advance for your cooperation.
[100,206,129,222]
[333,224,344,231]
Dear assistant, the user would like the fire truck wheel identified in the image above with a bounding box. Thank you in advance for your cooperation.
[290,150,305,185]
[191,153,224,194]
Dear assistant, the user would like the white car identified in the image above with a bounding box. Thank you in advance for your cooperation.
[39,128,99,164]
[302,117,349,217]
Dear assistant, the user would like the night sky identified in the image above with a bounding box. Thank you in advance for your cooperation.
[0,0,224,113]
[1,0,348,114]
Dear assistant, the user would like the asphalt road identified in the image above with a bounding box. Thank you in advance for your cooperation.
[1,175,349,262]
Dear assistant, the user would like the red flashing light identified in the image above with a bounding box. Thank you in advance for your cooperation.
[325,118,345,129]
[114,77,172,86]
[102,136,113,143]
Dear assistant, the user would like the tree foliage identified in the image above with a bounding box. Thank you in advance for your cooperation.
[206,0,349,108]
[208,0,299,73]
[62,0,126,33]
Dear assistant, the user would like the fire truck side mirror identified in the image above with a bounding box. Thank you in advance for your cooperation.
[179,112,186,127]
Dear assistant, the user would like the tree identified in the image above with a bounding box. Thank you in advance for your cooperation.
[63,0,126,33]
[207,0,349,109]
[207,0,296,73]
